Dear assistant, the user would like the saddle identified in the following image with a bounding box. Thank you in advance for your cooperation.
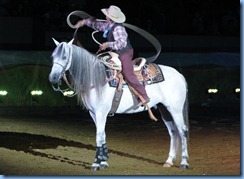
[99,51,164,88]
[98,52,164,120]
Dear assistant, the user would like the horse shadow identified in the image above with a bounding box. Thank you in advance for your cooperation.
[0,131,164,170]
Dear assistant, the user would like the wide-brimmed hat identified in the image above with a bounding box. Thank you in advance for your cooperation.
[101,5,126,23]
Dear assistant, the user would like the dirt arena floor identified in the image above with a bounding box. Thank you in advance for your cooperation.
[0,106,240,176]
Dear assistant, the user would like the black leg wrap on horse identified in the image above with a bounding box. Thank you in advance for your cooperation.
[94,146,103,164]
[94,144,109,164]
[102,143,109,161]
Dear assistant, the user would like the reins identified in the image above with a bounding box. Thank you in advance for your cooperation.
[51,75,76,97]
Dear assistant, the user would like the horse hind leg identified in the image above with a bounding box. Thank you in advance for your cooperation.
[158,103,189,169]
[158,104,178,168]
[170,112,189,169]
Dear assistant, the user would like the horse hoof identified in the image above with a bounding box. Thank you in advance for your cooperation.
[91,163,100,171]
[91,166,100,171]
[163,162,173,168]
[180,164,189,170]
[100,161,109,169]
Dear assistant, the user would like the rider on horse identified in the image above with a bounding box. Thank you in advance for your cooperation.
[75,5,150,105]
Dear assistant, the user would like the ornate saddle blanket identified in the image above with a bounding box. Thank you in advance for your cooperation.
[106,62,164,88]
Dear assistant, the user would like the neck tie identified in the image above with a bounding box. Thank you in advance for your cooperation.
[103,27,111,38]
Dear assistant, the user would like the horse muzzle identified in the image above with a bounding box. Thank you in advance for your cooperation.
[49,72,61,84]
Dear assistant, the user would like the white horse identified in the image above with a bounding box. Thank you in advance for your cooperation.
[49,39,189,171]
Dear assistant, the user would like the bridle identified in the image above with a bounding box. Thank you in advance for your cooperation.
[51,44,77,97]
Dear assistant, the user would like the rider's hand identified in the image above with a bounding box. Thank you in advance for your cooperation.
[100,43,107,51]
[75,20,85,28]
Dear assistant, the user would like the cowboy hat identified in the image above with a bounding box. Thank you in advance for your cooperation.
[101,5,126,23]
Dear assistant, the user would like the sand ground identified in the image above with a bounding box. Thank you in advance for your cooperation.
[0,107,240,176]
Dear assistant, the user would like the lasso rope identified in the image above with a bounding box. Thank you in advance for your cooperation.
[66,10,161,63]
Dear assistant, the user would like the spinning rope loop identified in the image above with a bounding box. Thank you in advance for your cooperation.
[67,10,161,63]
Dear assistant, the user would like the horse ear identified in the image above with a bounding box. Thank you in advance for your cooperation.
[68,38,74,45]
[52,38,60,46]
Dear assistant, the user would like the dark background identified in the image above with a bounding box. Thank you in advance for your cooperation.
[0,0,240,51]
[0,0,240,35]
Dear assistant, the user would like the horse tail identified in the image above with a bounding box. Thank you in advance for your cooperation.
[183,81,189,139]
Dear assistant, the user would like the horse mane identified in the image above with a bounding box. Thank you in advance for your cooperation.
[69,45,107,105]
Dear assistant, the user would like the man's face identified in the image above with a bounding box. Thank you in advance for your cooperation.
[106,16,112,24]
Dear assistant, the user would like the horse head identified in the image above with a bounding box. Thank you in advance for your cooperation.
[49,38,74,84]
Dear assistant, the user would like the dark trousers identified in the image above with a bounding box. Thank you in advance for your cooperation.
[119,49,149,100]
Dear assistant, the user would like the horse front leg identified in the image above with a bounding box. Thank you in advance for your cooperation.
[93,143,109,170]
[89,110,109,171]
